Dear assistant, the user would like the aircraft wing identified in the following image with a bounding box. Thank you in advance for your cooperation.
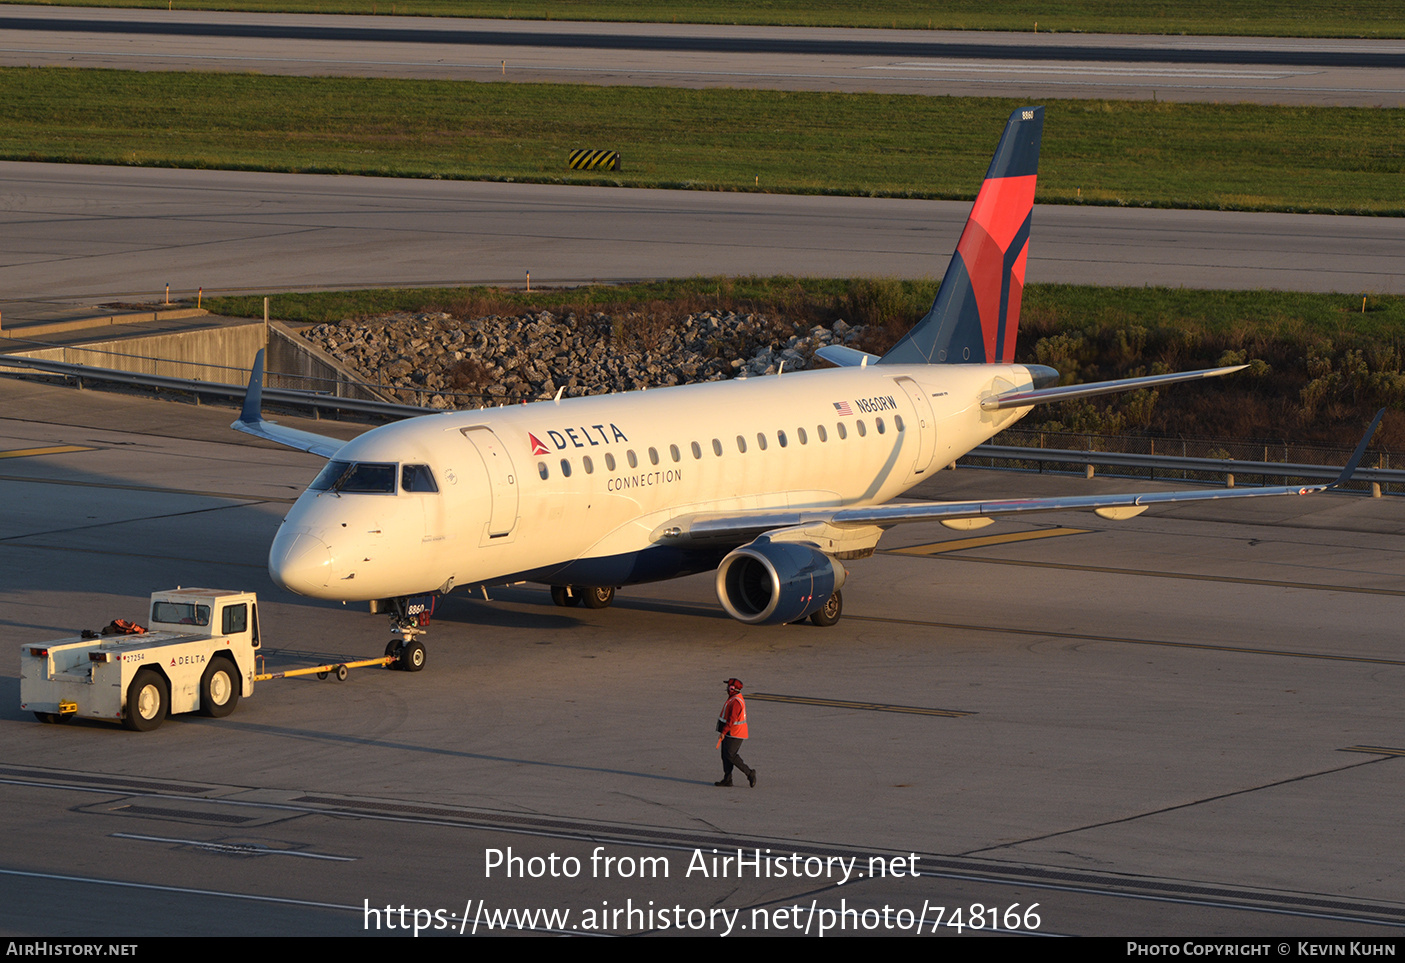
[230,349,349,458]
[665,409,1385,544]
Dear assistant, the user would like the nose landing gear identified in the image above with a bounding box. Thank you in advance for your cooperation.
[383,596,433,672]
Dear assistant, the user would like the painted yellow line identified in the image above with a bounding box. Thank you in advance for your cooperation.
[1342,746,1405,757]
[0,445,94,459]
[752,692,973,718]
[888,527,1089,556]
[0,473,292,503]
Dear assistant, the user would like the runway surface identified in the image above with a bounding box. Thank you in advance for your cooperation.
[2,6,1403,105]
[3,161,1401,311]
[2,375,1404,937]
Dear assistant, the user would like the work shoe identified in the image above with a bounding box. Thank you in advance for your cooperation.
[714,777,733,787]
[747,769,757,788]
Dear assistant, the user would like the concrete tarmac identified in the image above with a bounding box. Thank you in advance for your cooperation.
[3,163,1401,311]
[1,6,1403,105]
[2,375,1403,936]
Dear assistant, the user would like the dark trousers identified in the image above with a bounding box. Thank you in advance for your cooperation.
[721,736,751,778]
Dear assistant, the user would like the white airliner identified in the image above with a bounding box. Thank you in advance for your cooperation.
[235,106,1379,668]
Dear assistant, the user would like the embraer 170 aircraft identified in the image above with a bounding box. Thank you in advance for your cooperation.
[235,106,1379,669]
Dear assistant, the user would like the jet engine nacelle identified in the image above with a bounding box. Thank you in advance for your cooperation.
[715,535,847,625]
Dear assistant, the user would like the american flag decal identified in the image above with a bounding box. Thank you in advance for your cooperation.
[833,401,854,416]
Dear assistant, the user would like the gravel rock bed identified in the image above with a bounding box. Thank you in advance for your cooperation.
[301,309,869,408]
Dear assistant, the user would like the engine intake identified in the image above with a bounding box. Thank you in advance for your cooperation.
[716,536,846,625]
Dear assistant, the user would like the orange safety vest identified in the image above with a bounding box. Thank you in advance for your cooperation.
[718,694,748,740]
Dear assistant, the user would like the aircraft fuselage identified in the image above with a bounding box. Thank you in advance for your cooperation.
[268,362,1037,601]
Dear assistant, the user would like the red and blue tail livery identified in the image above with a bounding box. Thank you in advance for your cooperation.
[881,105,1043,367]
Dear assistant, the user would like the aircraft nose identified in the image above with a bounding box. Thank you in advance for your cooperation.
[269,530,334,596]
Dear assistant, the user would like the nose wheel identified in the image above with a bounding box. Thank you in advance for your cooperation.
[384,597,431,671]
[385,636,427,672]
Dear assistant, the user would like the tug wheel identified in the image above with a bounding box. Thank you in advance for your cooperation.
[123,669,168,732]
[198,659,240,717]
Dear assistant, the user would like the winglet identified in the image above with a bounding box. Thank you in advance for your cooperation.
[230,348,347,458]
[1332,408,1386,488]
[239,348,266,425]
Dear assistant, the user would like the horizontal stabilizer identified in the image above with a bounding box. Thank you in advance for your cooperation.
[981,365,1246,411]
[814,345,881,368]
[231,349,347,459]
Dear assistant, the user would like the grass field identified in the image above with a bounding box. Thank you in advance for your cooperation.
[2,69,1400,215]
[4,0,1402,37]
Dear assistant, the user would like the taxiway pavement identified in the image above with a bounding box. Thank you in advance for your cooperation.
[2,6,1403,105]
[2,376,1402,936]
[3,162,1401,310]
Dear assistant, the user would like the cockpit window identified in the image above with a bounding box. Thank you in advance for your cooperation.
[309,460,397,494]
[401,464,439,493]
[310,461,351,491]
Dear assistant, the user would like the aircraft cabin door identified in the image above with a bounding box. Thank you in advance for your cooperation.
[894,376,936,475]
[460,426,520,541]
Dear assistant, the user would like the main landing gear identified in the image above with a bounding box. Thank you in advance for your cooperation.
[787,590,844,627]
[550,585,616,609]
[382,596,432,672]
[809,590,843,627]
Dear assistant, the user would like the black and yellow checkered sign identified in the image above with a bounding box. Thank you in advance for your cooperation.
[568,149,620,171]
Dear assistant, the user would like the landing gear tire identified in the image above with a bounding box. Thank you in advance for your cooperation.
[123,668,168,732]
[551,585,581,607]
[198,659,240,718]
[385,639,403,669]
[399,640,426,672]
[582,586,615,609]
[810,590,843,627]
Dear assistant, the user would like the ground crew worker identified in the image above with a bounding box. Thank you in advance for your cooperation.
[715,677,756,787]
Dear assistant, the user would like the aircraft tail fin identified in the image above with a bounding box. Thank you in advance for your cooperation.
[880,105,1043,366]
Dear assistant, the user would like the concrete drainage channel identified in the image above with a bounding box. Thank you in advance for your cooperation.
[0,303,390,405]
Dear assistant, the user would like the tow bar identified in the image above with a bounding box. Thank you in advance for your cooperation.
[255,653,396,683]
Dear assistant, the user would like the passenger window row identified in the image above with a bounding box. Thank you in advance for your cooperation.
[536,415,905,481]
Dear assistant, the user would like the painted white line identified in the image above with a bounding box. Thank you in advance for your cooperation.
[0,866,359,912]
[111,831,357,861]
[878,61,1310,79]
